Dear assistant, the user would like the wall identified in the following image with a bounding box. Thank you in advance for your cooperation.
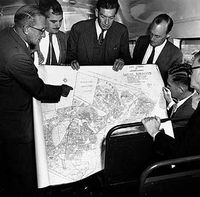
[1,0,200,39]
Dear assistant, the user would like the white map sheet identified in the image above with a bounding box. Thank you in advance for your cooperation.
[33,64,171,188]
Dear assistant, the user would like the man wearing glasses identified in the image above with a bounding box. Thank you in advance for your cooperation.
[0,5,73,197]
[142,51,200,160]
[66,0,131,71]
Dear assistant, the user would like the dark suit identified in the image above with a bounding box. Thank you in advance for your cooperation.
[0,27,63,196]
[171,96,195,129]
[66,19,131,65]
[132,35,183,84]
[154,102,200,159]
[56,30,68,64]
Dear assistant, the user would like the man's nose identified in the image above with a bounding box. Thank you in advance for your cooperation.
[105,17,109,25]
[55,22,61,28]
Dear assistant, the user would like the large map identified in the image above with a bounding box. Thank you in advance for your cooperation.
[33,65,170,188]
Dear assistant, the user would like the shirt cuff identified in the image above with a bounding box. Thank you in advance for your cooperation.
[167,101,176,110]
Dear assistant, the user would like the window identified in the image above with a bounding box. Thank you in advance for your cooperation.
[181,39,200,64]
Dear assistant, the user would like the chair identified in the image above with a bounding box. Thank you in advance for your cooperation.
[104,122,155,195]
[139,154,200,197]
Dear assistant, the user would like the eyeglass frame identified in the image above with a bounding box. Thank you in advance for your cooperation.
[189,66,200,75]
[29,26,45,34]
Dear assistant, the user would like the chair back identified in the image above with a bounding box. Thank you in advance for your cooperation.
[139,154,200,197]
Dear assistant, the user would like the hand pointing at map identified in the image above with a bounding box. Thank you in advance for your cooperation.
[61,84,73,97]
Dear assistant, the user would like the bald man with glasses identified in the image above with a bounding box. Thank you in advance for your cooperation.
[142,51,200,160]
[0,5,72,197]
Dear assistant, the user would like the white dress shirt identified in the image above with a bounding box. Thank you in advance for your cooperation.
[39,31,60,63]
[142,40,167,64]
[95,20,107,39]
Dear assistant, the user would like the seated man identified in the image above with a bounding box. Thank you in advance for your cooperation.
[163,63,197,132]
[66,0,131,71]
[142,51,200,160]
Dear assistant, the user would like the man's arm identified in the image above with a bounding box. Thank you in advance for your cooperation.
[66,24,79,65]
[7,54,72,102]
[119,27,132,65]
[142,116,177,159]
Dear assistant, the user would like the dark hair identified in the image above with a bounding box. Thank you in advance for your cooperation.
[96,0,120,13]
[39,0,63,17]
[14,5,45,28]
[168,63,193,91]
[150,14,173,34]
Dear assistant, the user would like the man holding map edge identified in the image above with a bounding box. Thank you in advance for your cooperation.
[66,0,132,71]
[142,51,200,160]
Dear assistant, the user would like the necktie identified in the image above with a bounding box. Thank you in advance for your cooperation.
[147,46,155,64]
[46,33,58,65]
[98,29,105,45]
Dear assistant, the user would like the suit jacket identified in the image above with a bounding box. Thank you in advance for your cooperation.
[56,30,68,64]
[154,102,200,159]
[0,27,63,142]
[66,19,131,65]
[171,95,195,130]
[132,35,183,84]
[39,30,68,65]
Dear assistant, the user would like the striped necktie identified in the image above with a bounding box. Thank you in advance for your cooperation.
[46,33,58,65]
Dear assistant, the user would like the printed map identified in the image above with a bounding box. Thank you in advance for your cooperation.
[33,65,168,187]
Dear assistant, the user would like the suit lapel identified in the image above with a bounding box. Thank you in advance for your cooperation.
[173,97,193,118]
[105,22,117,57]
[56,32,62,64]
[156,41,170,64]
[84,20,96,64]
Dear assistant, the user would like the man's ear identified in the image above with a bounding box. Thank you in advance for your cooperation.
[95,8,98,18]
[23,25,29,35]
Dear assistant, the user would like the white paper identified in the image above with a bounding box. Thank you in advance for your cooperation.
[33,64,169,187]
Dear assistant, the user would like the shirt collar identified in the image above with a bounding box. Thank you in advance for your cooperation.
[177,90,196,108]
[152,39,167,51]
[95,19,107,37]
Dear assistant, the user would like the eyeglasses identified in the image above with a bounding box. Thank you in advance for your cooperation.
[190,66,200,74]
[29,26,45,34]
[191,66,200,71]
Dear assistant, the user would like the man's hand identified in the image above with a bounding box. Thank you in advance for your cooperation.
[113,58,124,71]
[162,87,173,104]
[61,84,73,97]
[142,116,161,138]
[70,60,80,70]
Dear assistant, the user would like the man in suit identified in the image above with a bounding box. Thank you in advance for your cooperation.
[0,5,72,196]
[132,14,183,84]
[142,51,200,159]
[163,63,197,131]
[37,0,68,65]
[66,0,131,71]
